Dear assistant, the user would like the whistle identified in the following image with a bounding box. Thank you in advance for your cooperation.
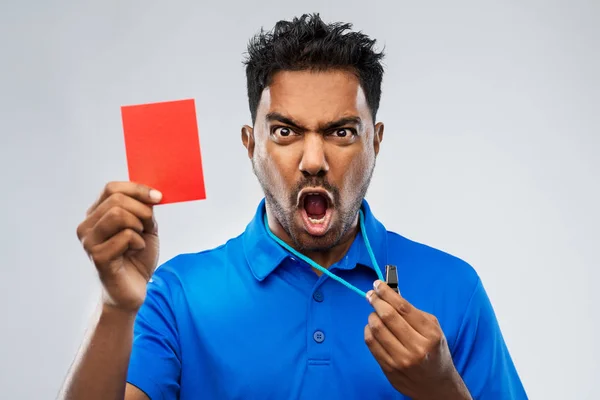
[385,265,399,294]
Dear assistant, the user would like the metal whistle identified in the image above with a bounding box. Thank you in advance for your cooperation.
[385,265,399,294]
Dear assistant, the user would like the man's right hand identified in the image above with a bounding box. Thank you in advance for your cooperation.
[76,182,163,313]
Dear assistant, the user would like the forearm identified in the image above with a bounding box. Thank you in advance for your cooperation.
[58,304,137,400]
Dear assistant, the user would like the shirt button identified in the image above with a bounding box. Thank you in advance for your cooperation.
[313,330,325,343]
[312,290,324,302]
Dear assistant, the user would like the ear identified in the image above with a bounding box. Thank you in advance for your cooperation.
[373,122,384,156]
[241,125,255,159]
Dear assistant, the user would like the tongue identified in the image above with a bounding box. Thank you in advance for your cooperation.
[304,194,327,218]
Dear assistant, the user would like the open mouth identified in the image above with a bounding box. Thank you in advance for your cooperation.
[298,189,334,236]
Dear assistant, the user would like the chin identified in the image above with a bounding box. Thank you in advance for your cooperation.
[290,224,341,252]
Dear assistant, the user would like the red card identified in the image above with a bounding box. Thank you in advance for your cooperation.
[121,98,206,204]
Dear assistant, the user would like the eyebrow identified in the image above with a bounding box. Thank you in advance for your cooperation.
[265,112,363,132]
[265,112,304,130]
[321,116,363,132]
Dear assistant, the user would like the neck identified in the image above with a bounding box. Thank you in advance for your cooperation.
[265,205,359,273]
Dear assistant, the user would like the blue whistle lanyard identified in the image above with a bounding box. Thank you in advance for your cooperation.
[263,209,384,298]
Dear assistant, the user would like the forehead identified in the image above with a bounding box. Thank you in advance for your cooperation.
[257,69,371,125]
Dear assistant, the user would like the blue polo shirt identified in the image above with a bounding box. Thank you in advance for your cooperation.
[127,199,527,399]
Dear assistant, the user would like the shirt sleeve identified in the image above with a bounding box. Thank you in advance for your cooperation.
[451,278,528,399]
[126,270,181,399]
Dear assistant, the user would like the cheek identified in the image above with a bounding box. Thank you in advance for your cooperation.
[269,142,302,176]
[337,153,372,195]
[256,146,296,198]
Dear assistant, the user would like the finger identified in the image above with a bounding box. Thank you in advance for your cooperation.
[367,311,412,359]
[91,194,156,235]
[89,229,145,272]
[364,324,395,371]
[84,207,145,249]
[78,193,157,241]
[87,181,162,215]
[367,292,425,351]
[372,280,432,336]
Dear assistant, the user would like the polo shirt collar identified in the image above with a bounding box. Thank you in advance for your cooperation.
[349,200,389,278]
[243,199,289,282]
[243,198,389,281]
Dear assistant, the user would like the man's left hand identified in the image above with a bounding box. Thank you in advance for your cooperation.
[365,280,472,400]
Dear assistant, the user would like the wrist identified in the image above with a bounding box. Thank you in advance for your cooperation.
[413,370,471,400]
[100,303,138,324]
[444,368,471,400]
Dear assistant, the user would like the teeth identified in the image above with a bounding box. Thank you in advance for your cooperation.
[308,217,326,224]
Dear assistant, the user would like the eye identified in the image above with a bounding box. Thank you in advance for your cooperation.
[274,127,293,137]
[331,128,356,138]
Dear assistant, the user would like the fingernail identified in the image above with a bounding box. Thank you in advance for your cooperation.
[149,189,162,202]
[366,290,374,303]
[373,280,381,291]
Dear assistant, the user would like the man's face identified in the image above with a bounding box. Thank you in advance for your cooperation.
[242,69,384,252]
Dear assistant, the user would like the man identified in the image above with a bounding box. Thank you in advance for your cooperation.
[60,13,526,400]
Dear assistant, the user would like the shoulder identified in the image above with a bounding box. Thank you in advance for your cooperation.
[386,231,479,283]
[150,234,246,287]
[384,230,481,315]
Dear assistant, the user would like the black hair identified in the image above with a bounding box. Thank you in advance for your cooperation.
[243,13,385,124]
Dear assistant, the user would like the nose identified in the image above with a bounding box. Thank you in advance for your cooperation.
[299,133,329,177]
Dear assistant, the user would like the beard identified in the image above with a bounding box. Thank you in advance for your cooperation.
[252,158,375,252]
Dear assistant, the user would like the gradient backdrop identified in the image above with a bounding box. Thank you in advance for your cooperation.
[1,1,598,399]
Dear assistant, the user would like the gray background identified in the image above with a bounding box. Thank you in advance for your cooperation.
[1,1,598,399]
